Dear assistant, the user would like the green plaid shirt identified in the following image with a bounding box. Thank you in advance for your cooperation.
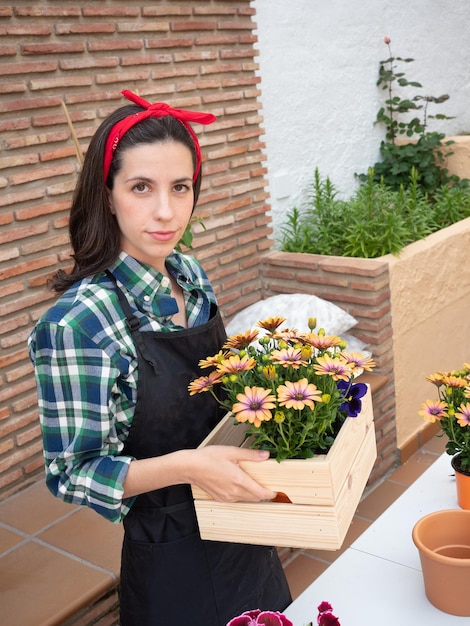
[28,252,217,523]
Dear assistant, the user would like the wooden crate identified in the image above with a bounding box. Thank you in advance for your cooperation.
[191,387,376,550]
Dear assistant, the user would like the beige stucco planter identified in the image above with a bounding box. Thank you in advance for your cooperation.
[442,135,470,181]
[384,216,470,447]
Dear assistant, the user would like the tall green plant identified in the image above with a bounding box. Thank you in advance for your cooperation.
[361,36,462,197]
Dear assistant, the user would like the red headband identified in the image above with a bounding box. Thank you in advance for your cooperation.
[103,90,216,183]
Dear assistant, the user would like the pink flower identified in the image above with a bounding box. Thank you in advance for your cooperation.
[226,609,293,626]
[317,601,341,626]
[384,35,391,44]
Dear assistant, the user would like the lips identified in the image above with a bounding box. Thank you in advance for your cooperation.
[148,230,176,242]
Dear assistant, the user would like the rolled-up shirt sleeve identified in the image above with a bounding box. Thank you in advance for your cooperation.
[30,319,136,523]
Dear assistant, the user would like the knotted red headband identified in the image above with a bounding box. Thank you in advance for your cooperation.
[103,90,216,183]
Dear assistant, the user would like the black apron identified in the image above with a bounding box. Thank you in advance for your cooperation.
[109,276,291,626]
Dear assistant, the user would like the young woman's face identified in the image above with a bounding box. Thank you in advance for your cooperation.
[108,140,195,273]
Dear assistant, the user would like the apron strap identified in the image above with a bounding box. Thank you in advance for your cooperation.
[105,270,159,374]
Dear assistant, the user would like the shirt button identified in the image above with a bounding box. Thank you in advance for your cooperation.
[143,295,150,302]
[161,277,170,289]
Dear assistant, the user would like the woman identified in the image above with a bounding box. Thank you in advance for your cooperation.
[28,90,291,626]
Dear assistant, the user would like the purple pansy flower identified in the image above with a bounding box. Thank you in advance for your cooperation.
[337,380,368,417]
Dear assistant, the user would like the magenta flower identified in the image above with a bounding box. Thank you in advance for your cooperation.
[317,601,340,626]
[226,608,293,626]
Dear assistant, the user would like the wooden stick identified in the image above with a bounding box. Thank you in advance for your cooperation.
[61,99,84,168]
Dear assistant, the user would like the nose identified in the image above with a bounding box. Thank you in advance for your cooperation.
[151,189,174,221]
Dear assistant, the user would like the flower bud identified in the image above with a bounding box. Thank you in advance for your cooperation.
[274,410,286,423]
[308,317,317,331]
[384,35,391,44]
[263,365,277,381]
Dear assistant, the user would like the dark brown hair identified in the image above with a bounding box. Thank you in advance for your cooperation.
[51,104,202,293]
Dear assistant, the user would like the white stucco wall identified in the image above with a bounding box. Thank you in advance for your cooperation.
[252,0,470,242]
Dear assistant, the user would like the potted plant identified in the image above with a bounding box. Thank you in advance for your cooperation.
[188,316,377,550]
[189,316,374,461]
[419,363,470,508]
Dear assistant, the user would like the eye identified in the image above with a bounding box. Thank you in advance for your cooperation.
[173,182,191,193]
[132,181,149,193]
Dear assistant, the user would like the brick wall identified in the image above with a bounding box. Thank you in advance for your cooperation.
[0,2,399,501]
[0,1,272,499]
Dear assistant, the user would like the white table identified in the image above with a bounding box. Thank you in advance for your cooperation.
[285,453,469,624]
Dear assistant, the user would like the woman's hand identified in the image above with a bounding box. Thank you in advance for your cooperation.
[185,445,276,503]
[122,445,276,502]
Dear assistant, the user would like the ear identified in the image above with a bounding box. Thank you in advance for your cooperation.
[106,187,115,215]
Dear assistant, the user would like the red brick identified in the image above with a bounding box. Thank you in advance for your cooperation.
[22,41,85,55]
[10,163,75,186]
[0,253,58,281]
[0,188,45,207]
[16,199,70,221]
[55,23,116,35]
[172,21,217,32]
[29,76,92,91]
[146,37,194,49]
[0,82,27,95]
[15,7,80,17]
[0,222,49,245]
[0,60,57,76]
[60,56,119,71]
[0,25,51,36]
[88,40,143,52]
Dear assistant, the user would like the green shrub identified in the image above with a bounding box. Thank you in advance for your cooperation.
[279,168,470,259]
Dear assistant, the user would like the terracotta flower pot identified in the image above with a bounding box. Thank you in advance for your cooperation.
[412,509,470,616]
[451,454,470,510]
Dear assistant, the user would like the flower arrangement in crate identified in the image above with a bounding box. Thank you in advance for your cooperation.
[419,363,470,473]
[189,316,375,462]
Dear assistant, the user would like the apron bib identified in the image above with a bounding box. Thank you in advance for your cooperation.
[109,276,291,626]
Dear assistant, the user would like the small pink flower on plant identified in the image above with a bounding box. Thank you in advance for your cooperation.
[277,378,323,411]
[270,347,307,369]
[217,353,257,374]
[419,399,448,423]
[384,35,391,44]
[188,371,224,395]
[317,601,341,626]
[232,386,276,427]
[226,608,293,626]
[456,402,470,427]
[313,354,352,382]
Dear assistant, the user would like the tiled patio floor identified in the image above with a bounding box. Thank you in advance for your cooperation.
[0,434,448,626]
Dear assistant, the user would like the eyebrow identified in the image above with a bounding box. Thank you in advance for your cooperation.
[124,175,193,184]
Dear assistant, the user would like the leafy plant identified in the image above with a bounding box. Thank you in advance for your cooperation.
[361,36,463,196]
[419,363,470,472]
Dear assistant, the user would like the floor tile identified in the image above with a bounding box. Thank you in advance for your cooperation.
[1,540,114,626]
[387,455,436,486]
[355,480,407,521]
[0,525,24,554]
[421,434,447,455]
[0,481,75,535]
[38,507,123,575]
[283,553,330,600]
